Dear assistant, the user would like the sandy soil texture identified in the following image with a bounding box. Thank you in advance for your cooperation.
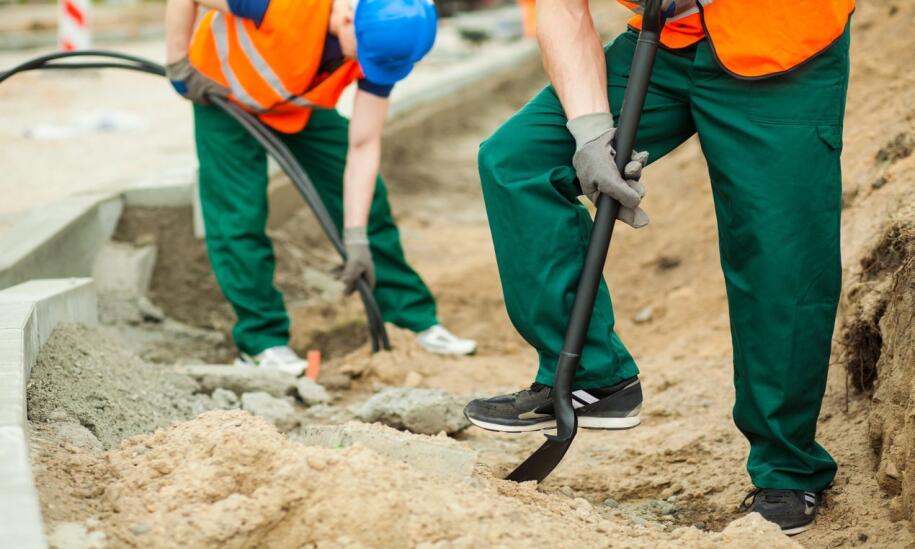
[26,0,915,547]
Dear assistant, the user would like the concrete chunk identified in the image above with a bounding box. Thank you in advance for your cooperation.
[174,364,298,398]
[296,378,331,406]
[91,242,157,297]
[293,422,476,481]
[354,387,470,435]
[241,392,299,432]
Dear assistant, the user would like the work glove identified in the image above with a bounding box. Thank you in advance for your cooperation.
[568,112,650,228]
[338,226,375,295]
[165,57,229,105]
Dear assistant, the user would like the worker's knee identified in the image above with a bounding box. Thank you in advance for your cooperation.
[477,125,516,191]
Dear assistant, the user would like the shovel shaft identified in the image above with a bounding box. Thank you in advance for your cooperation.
[551,9,662,442]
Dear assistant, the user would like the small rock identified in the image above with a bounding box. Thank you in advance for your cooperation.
[633,306,654,324]
[403,371,424,388]
[241,392,299,432]
[211,388,240,410]
[48,407,70,422]
[130,525,149,536]
[857,532,868,543]
[603,497,620,509]
[320,372,352,390]
[137,296,165,323]
[559,486,575,498]
[296,378,331,406]
[693,521,706,530]
[354,387,469,435]
[885,460,900,479]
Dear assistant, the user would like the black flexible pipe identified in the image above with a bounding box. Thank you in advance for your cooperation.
[0,49,391,352]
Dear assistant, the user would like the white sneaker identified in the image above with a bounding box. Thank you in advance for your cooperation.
[234,345,308,376]
[416,325,477,356]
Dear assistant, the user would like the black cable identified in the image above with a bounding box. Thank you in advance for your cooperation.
[0,50,391,352]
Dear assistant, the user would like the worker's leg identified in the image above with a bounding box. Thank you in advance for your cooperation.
[193,103,289,355]
[478,31,695,388]
[278,109,438,332]
[690,27,850,491]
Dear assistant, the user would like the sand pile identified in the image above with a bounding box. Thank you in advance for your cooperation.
[27,323,212,449]
[53,410,797,548]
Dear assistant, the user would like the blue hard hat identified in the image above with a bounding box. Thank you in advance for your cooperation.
[354,0,438,86]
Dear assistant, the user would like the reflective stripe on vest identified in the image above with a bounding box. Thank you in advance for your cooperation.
[230,17,316,109]
[210,13,265,112]
[211,13,318,112]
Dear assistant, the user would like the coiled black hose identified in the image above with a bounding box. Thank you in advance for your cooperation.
[1,49,391,352]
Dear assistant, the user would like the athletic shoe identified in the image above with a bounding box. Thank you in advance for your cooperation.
[742,489,819,535]
[234,345,308,377]
[416,324,477,356]
[463,377,642,432]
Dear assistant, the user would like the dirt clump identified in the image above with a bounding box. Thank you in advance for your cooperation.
[27,323,212,449]
[48,410,799,548]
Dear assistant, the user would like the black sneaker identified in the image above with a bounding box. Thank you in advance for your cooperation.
[742,489,819,535]
[463,377,642,432]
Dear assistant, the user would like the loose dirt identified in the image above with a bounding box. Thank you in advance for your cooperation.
[27,1,915,546]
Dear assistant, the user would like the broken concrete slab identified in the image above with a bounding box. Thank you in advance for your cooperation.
[296,378,331,406]
[241,392,299,432]
[354,387,470,435]
[91,242,157,298]
[174,364,298,398]
[292,422,476,482]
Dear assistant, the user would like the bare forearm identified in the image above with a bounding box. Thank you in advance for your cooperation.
[165,0,198,62]
[344,90,389,228]
[537,0,609,118]
[343,141,381,228]
[165,0,228,63]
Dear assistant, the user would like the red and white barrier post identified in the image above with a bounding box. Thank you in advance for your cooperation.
[58,0,91,51]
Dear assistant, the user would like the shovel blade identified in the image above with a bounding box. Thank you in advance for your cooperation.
[505,431,576,483]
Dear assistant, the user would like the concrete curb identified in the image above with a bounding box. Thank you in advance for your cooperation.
[0,278,97,549]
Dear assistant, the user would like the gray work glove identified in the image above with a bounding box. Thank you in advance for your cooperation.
[165,57,229,105]
[568,112,650,228]
[338,226,375,295]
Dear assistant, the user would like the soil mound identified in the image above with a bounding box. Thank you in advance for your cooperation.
[81,411,798,548]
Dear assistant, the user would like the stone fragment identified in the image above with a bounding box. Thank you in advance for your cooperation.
[353,387,469,435]
[241,392,299,432]
[175,365,297,398]
[211,388,240,410]
[296,378,331,406]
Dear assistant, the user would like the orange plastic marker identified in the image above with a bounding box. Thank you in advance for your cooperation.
[306,350,321,380]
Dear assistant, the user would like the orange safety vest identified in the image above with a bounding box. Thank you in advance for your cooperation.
[621,0,855,78]
[189,0,362,133]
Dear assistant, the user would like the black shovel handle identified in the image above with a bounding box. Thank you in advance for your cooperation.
[506,0,664,483]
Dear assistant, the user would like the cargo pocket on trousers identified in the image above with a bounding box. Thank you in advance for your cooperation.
[817,125,843,152]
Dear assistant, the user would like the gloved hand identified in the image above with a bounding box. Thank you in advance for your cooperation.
[567,112,650,228]
[165,57,229,105]
[338,226,375,295]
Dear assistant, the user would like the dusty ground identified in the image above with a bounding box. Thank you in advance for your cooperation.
[25,1,915,547]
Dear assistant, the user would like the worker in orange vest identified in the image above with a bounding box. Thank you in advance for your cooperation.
[464,0,854,534]
[164,0,477,376]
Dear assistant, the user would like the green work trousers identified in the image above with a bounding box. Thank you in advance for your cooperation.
[194,105,438,355]
[478,28,850,491]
